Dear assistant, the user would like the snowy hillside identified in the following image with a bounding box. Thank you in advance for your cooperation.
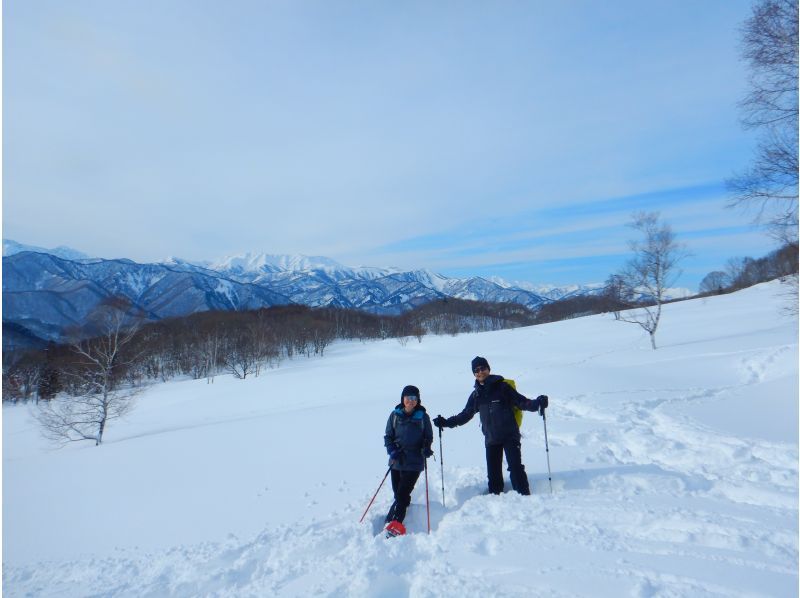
[3,281,798,597]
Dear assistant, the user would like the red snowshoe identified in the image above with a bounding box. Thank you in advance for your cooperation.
[385,520,406,538]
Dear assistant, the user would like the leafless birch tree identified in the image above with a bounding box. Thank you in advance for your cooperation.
[616,212,686,350]
[35,299,143,446]
[728,0,798,244]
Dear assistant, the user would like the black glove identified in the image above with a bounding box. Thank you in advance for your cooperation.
[423,447,434,458]
[433,415,447,429]
[537,395,549,416]
[388,443,403,462]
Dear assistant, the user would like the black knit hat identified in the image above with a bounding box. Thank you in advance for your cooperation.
[401,385,420,402]
[471,356,490,372]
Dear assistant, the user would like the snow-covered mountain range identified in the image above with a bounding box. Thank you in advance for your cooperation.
[2,240,686,344]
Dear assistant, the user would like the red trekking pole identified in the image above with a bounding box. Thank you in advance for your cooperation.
[359,466,391,523]
[424,457,431,534]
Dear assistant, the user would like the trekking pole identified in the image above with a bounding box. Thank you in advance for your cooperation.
[359,466,391,523]
[438,427,445,508]
[424,456,431,534]
[539,405,553,494]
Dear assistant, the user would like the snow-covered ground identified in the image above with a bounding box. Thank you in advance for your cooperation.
[3,281,798,597]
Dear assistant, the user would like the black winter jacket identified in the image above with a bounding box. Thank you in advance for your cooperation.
[443,375,545,446]
[384,404,433,472]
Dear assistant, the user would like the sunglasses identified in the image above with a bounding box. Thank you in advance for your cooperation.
[403,396,419,401]
[473,366,489,374]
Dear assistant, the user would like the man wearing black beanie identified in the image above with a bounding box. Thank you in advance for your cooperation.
[434,356,548,495]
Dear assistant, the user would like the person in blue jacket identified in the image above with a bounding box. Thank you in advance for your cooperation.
[434,356,548,496]
[383,385,434,529]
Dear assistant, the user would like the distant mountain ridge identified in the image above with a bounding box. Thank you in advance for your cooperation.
[3,239,93,262]
[2,240,688,347]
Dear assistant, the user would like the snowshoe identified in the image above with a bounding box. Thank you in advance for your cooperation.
[385,520,406,538]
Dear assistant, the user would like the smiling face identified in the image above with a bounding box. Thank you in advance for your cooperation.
[473,364,490,384]
[402,395,419,413]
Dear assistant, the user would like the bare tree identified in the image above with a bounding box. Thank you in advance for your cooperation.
[35,299,143,446]
[202,330,221,383]
[616,212,686,349]
[699,271,731,295]
[222,330,260,379]
[603,273,633,320]
[2,356,41,403]
[728,0,798,244]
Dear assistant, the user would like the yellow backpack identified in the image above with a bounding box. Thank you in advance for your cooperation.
[503,379,524,428]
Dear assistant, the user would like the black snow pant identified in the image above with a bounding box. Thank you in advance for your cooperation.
[385,469,421,523]
[486,440,530,495]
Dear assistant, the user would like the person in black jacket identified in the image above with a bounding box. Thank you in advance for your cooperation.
[383,385,434,530]
[433,357,548,496]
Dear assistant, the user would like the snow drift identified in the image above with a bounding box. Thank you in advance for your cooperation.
[3,281,797,596]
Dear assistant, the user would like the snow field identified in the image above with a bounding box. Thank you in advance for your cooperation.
[3,281,798,596]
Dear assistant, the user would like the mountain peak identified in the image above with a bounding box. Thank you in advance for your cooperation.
[210,252,349,274]
[3,239,91,261]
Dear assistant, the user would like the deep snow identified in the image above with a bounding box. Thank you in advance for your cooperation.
[3,281,798,597]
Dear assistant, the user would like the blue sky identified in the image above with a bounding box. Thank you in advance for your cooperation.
[3,0,778,290]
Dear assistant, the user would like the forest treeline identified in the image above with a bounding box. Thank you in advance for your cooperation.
[2,297,539,403]
[697,243,798,295]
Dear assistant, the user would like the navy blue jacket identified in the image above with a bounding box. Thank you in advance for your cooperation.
[384,404,434,472]
[443,375,545,446]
